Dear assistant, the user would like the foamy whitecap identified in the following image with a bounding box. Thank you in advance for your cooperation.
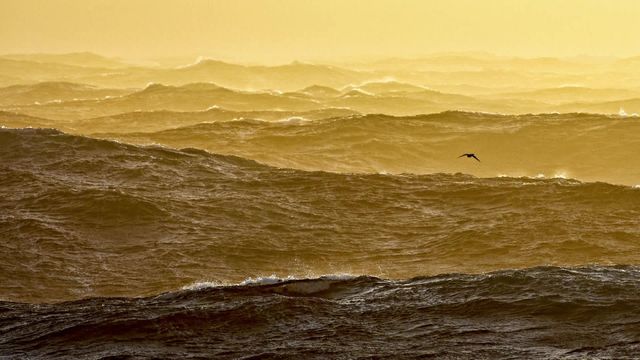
[181,281,224,291]
[240,275,297,286]
[317,274,358,281]
[175,56,207,69]
[185,273,360,290]
[275,116,310,125]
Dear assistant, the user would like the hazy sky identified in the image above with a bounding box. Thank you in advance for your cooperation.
[2,0,640,63]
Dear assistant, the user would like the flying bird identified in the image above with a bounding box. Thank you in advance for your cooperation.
[458,153,480,162]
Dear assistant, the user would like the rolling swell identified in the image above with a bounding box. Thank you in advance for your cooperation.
[1,128,640,305]
[2,266,640,358]
[101,111,640,185]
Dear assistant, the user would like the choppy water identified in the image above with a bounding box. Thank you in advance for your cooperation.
[103,111,640,185]
[2,124,640,358]
[3,267,640,358]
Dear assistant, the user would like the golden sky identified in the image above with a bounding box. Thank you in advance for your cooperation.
[2,0,640,63]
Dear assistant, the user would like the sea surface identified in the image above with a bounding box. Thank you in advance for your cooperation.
[2,111,640,358]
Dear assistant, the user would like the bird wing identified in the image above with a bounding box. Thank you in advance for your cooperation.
[471,154,480,162]
[458,154,467,158]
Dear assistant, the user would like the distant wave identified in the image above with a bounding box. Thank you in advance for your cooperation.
[85,110,640,186]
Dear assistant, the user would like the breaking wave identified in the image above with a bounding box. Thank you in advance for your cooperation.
[2,266,640,358]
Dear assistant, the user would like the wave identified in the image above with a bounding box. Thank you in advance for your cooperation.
[92,110,640,186]
[2,128,640,305]
[2,266,640,358]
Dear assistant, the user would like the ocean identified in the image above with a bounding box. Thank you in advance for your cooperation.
[2,119,640,358]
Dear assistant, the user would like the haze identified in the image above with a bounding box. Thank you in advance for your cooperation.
[2,0,640,64]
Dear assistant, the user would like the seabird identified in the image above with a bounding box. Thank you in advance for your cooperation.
[458,153,480,162]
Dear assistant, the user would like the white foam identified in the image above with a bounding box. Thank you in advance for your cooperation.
[240,275,297,286]
[181,281,224,291]
[181,273,360,291]
[274,116,310,125]
[175,56,207,69]
[618,108,640,118]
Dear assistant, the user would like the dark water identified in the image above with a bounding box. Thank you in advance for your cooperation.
[2,127,640,358]
[2,267,640,358]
